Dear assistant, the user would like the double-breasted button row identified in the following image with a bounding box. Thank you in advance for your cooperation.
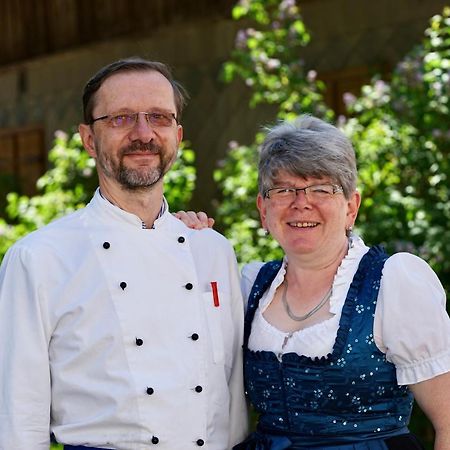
[102,235,185,250]
[122,280,201,291]
[122,281,195,291]
[102,238,202,448]
[144,385,201,395]
[147,436,204,446]
[103,253,127,292]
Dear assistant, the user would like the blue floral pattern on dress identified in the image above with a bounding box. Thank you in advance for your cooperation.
[241,246,414,448]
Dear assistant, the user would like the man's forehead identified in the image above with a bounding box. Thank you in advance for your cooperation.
[95,70,175,111]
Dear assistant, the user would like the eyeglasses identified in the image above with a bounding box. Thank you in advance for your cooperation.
[90,111,178,129]
[264,184,344,205]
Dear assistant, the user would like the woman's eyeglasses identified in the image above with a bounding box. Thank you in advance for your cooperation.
[264,184,344,205]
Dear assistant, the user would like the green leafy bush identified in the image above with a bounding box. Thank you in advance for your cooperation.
[217,1,450,299]
[215,0,333,264]
[0,130,196,261]
[343,7,450,295]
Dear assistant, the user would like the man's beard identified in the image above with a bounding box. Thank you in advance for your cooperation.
[97,141,175,190]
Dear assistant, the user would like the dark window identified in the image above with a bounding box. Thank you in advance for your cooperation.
[0,127,46,212]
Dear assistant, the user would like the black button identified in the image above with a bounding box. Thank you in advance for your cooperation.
[151,436,159,444]
[191,333,199,341]
[195,385,203,393]
[185,283,193,290]
[103,242,110,249]
[196,439,205,446]
[120,282,127,290]
[136,338,143,346]
[146,387,154,395]
[177,236,185,243]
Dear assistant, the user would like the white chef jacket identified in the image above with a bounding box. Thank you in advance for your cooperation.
[0,189,248,450]
[242,235,450,385]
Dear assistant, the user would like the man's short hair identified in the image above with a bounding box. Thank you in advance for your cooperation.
[82,57,188,124]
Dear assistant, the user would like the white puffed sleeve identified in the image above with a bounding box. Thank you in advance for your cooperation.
[374,252,450,385]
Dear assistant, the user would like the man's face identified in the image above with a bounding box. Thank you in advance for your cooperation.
[79,70,183,192]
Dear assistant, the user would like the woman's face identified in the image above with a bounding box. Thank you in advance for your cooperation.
[257,171,360,262]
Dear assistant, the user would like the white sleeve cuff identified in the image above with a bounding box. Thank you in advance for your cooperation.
[396,350,450,385]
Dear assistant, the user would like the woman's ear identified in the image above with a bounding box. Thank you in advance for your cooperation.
[346,190,361,229]
[257,193,267,230]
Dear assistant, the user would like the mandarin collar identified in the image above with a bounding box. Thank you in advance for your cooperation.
[87,188,170,229]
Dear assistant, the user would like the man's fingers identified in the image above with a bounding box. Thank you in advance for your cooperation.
[174,211,214,229]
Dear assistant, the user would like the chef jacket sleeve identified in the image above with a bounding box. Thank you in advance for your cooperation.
[0,243,52,450]
[226,248,249,447]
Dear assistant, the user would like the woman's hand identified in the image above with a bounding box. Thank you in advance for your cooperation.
[173,211,215,230]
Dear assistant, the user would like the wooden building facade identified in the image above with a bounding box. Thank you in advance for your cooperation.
[0,0,448,211]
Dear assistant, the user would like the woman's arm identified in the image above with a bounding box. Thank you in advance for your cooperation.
[410,372,450,450]
[377,252,450,449]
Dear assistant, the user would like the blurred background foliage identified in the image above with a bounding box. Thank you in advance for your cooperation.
[0,1,447,448]
[216,0,333,263]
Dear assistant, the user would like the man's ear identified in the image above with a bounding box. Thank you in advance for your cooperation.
[78,123,97,159]
[176,125,183,145]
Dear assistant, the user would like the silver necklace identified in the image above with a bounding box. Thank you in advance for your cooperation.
[281,279,332,322]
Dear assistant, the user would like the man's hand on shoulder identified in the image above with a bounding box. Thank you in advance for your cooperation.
[173,211,214,230]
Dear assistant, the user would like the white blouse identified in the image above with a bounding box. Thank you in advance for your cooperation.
[241,236,450,385]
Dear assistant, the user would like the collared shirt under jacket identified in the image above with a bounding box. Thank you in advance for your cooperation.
[0,189,248,450]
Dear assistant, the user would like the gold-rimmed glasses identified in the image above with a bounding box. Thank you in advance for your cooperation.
[90,111,178,129]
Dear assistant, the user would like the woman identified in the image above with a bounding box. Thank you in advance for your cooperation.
[178,115,450,449]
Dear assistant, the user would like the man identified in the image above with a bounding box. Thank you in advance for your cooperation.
[0,58,248,450]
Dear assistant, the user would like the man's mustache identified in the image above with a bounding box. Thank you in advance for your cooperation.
[121,141,161,155]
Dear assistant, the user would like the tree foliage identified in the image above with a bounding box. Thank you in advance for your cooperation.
[216,0,333,264]
[216,1,450,303]
[0,131,196,260]
[343,7,450,293]
[222,0,330,120]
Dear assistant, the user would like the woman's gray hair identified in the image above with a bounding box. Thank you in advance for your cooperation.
[258,115,357,199]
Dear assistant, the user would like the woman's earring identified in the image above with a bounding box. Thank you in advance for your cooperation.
[264,229,270,236]
[345,225,353,238]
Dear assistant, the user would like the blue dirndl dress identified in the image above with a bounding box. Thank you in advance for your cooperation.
[234,246,423,450]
